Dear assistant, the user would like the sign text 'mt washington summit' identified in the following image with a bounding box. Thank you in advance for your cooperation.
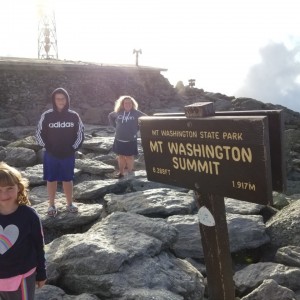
[150,140,252,176]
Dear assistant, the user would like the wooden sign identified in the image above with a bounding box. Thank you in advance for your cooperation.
[141,103,283,300]
[140,115,273,205]
[153,109,286,193]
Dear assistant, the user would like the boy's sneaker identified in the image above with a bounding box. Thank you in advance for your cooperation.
[47,205,57,217]
[66,203,78,213]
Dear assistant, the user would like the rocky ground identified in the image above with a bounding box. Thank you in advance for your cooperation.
[1,119,300,299]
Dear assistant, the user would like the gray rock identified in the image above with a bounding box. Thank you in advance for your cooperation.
[29,185,63,205]
[46,212,204,298]
[34,199,103,230]
[167,215,204,259]
[227,213,270,252]
[4,146,36,167]
[60,252,204,299]
[75,158,115,175]
[22,164,45,185]
[0,147,7,160]
[0,126,35,140]
[167,213,269,259]
[73,179,128,200]
[241,279,296,300]
[35,284,101,300]
[272,191,294,209]
[105,188,196,217]
[266,199,300,247]
[7,135,40,151]
[81,136,114,153]
[275,246,300,268]
[129,172,187,192]
[234,262,300,295]
[119,288,184,300]
[225,197,264,214]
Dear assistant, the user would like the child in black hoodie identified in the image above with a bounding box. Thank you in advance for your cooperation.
[36,88,84,217]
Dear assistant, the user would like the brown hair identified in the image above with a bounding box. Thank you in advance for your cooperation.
[0,162,30,205]
[114,95,138,113]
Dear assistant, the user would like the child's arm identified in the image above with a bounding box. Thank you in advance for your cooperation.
[31,210,47,283]
[73,114,85,151]
[36,113,48,148]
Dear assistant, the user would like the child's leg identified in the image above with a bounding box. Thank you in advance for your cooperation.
[47,181,57,207]
[63,181,74,206]
[117,155,127,175]
[125,155,135,173]
[0,272,36,300]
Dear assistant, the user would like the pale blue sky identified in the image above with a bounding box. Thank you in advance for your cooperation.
[1,0,300,112]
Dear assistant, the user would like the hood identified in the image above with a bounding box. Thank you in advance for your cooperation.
[51,87,70,111]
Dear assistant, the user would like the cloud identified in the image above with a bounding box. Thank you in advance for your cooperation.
[236,42,300,113]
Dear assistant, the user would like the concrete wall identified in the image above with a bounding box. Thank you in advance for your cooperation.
[0,58,178,126]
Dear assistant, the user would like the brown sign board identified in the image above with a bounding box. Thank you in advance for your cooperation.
[153,110,286,193]
[140,116,273,205]
[217,110,286,192]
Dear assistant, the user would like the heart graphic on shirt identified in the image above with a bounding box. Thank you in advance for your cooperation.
[0,225,19,255]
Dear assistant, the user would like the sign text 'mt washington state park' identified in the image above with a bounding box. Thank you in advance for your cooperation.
[140,116,273,205]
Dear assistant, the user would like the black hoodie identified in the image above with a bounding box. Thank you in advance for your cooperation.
[36,88,84,158]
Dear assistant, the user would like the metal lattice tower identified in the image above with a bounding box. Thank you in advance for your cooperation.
[37,0,58,59]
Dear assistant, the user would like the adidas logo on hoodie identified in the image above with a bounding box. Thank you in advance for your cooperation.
[49,121,74,128]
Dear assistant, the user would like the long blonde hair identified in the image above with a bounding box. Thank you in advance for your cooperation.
[114,95,138,112]
[0,162,30,205]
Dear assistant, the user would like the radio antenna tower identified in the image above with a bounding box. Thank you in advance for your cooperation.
[37,0,58,59]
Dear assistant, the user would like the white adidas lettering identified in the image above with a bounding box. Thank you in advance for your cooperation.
[49,121,74,128]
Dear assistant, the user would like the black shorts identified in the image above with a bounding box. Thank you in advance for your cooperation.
[112,139,138,156]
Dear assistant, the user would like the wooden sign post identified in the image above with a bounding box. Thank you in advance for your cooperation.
[185,102,235,299]
[139,102,285,300]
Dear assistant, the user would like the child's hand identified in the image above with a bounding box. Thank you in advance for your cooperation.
[36,279,47,288]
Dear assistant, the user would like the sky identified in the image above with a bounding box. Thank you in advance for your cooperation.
[1,0,300,112]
